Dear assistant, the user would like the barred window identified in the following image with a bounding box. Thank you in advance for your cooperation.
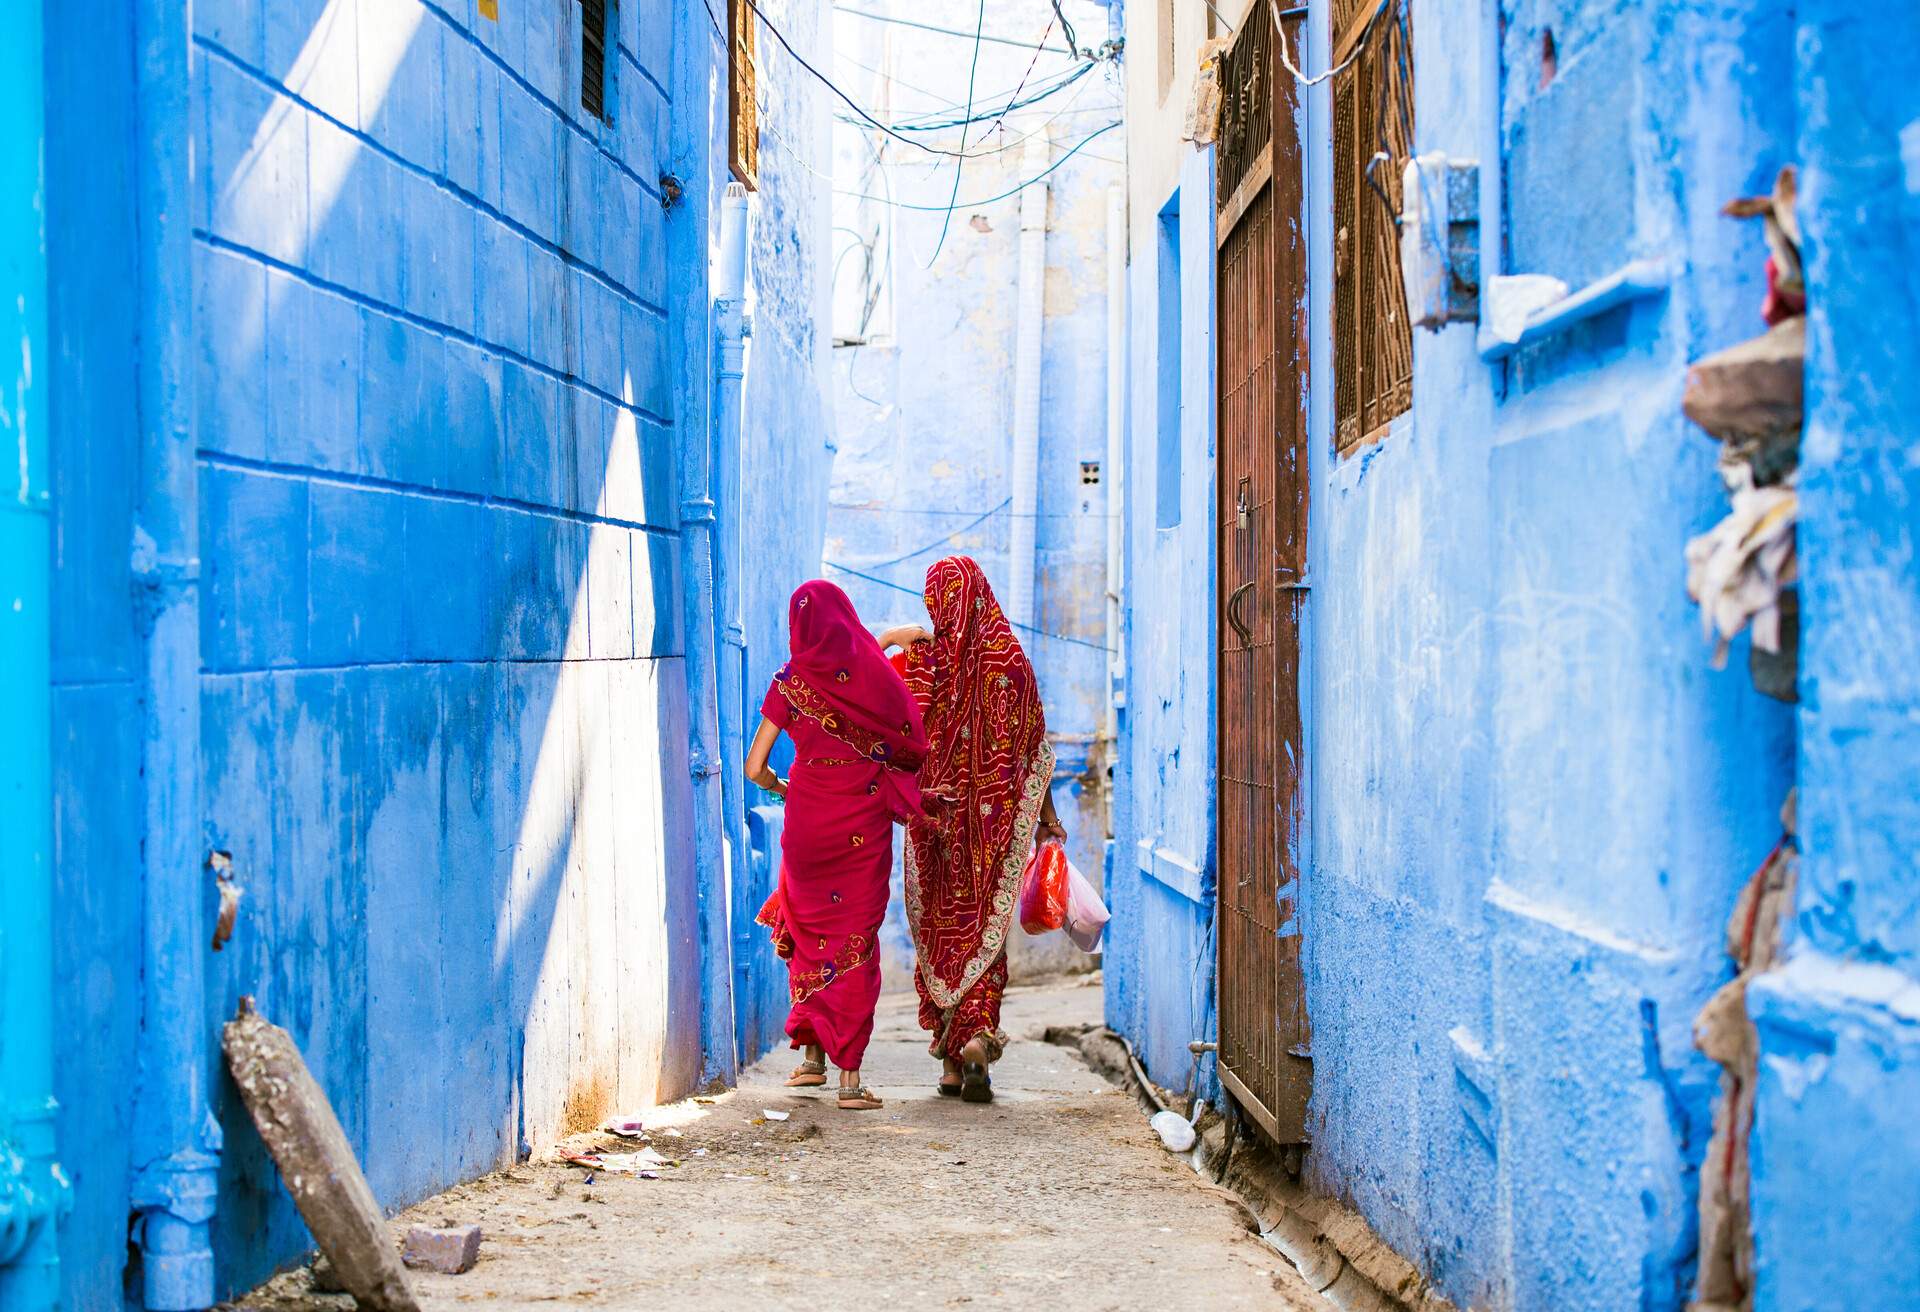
[729,0,760,189]
[580,0,610,123]
[1331,0,1413,453]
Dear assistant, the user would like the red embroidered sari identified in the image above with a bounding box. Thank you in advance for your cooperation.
[893,557,1052,1060]
[757,581,925,1071]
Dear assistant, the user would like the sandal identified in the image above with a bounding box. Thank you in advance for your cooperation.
[959,1061,992,1104]
[836,1084,884,1111]
[786,1059,828,1088]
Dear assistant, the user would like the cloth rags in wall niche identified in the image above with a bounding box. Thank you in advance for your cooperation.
[1183,37,1233,146]
[1691,793,1798,1312]
[1684,465,1797,669]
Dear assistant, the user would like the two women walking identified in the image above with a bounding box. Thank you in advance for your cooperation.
[744,557,1063,1110]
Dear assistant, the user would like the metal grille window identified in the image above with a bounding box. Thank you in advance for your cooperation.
[729,0,760,189]
[580,0,610,123]
[1330,0,1413,452]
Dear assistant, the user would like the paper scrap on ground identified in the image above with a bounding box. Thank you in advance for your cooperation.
[560,1147,670,1174]
[1150,1109,1198,1154]
[761,1109,790,1121]
[600,1115,647,1139]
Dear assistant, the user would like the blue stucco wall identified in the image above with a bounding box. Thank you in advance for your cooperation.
[1746,6,1920,1310]
[37,0,788,1300]
[825,0,1123,987]
[1113,1,1821,1308]
[1108,140,1221,1088]
[1302,3,1800,1308]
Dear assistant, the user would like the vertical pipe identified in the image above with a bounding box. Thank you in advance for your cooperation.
[127,2,221,1306]
[0,1,72,1305]
[1104,183,1127,727]
[669,0,738,1088]
[713,183,752,1052]
[1006,133,1051,628]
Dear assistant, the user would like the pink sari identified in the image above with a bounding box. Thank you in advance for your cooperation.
[756,581,926,1070]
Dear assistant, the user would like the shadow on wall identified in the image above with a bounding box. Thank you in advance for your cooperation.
[48,0,705,1301]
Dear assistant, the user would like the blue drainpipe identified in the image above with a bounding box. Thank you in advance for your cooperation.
[127,3,221,1306]
[668,1,739,1088]
[0,0,74,1305]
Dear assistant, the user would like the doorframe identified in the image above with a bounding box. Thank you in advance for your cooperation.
[1210,2,1314,1147]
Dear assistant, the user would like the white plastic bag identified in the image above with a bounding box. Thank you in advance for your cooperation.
[1063,859,1110,953]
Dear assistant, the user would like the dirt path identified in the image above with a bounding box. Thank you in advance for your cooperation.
[231,979,1324,1310]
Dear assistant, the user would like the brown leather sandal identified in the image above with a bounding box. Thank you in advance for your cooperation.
[836,1084,884,1110]
[786,1059,828,1087]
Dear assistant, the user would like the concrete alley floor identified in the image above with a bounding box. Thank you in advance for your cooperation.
[228,977,1323,1310]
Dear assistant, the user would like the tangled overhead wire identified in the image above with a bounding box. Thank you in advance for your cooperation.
[1271,0,1397,87]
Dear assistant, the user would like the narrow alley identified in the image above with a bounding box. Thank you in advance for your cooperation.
[225,981,1322,1311]
[3,0,1917,1310]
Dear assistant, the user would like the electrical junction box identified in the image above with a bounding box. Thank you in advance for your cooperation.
[1400,153,1480,329]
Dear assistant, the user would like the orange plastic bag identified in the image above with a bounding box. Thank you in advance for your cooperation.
[1019,839,1070,934]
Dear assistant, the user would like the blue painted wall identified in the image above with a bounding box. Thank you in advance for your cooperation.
[824,0,1124,987]
[1746,5,1920,1310]
[1110,1,1854,1308]
[1108,137,1220,1088]
[37,0,830,1300]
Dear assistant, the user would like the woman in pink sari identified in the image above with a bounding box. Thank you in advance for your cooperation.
[744,580,926,1110]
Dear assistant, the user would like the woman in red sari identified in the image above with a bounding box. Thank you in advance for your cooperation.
[745,580,927,1110]
[881,557,1066,1102]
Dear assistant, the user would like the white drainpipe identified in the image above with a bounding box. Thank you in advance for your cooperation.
[713,181,751,964]
[1006,133,1051,629]
[1104,183,1126,723]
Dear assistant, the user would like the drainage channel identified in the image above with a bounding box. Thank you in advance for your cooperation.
[1044,1024,1442,1312]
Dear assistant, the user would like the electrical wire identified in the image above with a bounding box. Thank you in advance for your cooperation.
[1271,0,1394,86]
[986,10,1059,140]
[857,497,1012,569]
[830,502,1114,520]
[833,46,1093,133]
[833,4,1075,56]
[926,0,988,265]
[700,0,1001,160]
[872,61,1094,134]
[824,559,1116,654]
[1049,0,1083,59]
[832,121,1120,211]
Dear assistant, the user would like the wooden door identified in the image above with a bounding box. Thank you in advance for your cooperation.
[1214,5,1311,1145]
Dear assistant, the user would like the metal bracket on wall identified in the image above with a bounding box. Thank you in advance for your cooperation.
[1477,258,1671,361]
[1399,153,1480,329]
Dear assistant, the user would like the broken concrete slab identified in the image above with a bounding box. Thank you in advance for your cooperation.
[401,1225,482,1275]
[222,998,421,1312]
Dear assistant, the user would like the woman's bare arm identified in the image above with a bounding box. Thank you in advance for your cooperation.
[876,624,931,651]
[744,716,787,798]
[1037,786,1067,843]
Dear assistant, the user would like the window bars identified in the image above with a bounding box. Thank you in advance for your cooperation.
[580,0,610,122]
[729,0,760,188]
[1331,0,1413,452]
[1215,6,1272,205]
